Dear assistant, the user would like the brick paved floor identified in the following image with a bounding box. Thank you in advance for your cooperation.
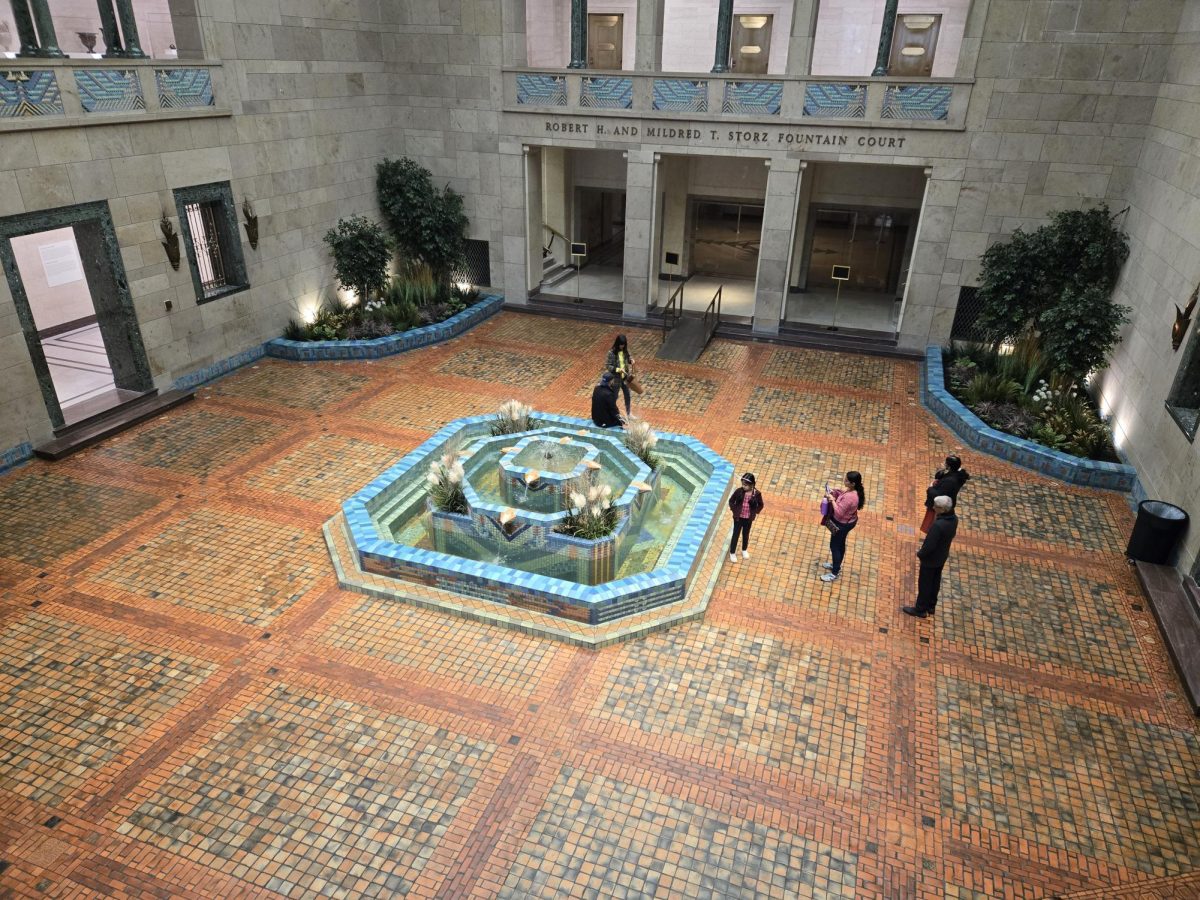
[0,311,1198,898]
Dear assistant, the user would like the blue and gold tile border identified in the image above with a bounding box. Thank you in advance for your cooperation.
[922,346,1137,491]
[0,442,33,475]
[0,70,64,118]
[653,79,707,113]
[75,68,145,113]
[156,68,215,108]
[265,294,503,361]
[516,73,567,106]
[173,344,267,390]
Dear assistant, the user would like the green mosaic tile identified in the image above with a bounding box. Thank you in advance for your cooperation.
[763,348,896,392]
[940,551,1149,682]
[724,436,885,503]
[741,386,891,443]
[0,471,160,567]
[598,624,870,790]
[122,682,495,896]
[436,347,572,390]
[96,407,288,477]
[0,612,214,806]
[959,473,1125,552]
[500,766,858,898]
[939,676,1200,877]
[208,365,372,410]
[321,597,557,696]
[90,507,325,627]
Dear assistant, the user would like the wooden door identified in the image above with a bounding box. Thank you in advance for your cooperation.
[731,15,772,74]
[888,14,941,77]
[587,14,623,70]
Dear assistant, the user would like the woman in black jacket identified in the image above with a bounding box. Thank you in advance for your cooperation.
[921,455,969,532]
[728,473,765,563]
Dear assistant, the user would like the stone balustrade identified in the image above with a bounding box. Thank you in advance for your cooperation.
[506,69,971,129]
[0,60,223,127]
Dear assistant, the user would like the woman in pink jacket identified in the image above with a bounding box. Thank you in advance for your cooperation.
[821,471,865,583]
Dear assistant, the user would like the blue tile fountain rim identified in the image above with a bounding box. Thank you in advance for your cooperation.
[343,411,734,608]
[264,294,503,361]
[921,346,1137,491]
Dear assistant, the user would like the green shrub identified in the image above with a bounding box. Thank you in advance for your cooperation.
[283,319,307,341]
[427,452,468,514]
[556,481,619,539]
[490,400,533,436]
[377,158,468,285]
[323,216,391,304]
[962,373,1022,407]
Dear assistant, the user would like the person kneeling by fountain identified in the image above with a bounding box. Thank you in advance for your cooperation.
[591,373,625,429]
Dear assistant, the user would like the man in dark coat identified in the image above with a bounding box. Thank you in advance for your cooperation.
[591,374,624,428]
[904,494,958,618]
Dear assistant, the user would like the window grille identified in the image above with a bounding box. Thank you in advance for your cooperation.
[1167,330,1200,441]
[950,286,985,341]
[452,239,492,289]
[184,200,227,296]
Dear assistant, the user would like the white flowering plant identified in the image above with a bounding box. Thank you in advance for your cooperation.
[490,399,533,436]
[556,480,618,539]
[427,450,468,513]
[622,418,659,469]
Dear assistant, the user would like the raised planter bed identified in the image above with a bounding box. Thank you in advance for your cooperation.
[264,294,504,361]
[922,346,1137,491]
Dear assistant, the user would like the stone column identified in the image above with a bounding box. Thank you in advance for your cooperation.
[896,167,943,348]
[786,0,820,75]
[500,142,531,305]
[524,147,544,296]
[712,0,733,73]
[752,159,803,335]
[871,0,900,76]
[20,0,63,57]
[634,0,664,71]
[568,0,587,68]
[11,1,40,57]
[622,149,656,319]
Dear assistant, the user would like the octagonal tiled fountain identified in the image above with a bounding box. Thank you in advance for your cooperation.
[325,411,733,646]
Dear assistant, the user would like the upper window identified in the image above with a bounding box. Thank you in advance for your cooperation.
[2,0,203,60]
[810,0,968,77]
[661,1,792,74]
[173,182,248,304]
[1167,326,1200,442]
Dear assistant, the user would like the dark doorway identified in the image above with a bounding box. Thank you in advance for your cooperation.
[690,200,763,279]
[0,202,154,429]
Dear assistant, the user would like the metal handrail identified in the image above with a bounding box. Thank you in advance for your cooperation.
[543,223,567,259]
[661,280,684,343]
[702,285,722,348]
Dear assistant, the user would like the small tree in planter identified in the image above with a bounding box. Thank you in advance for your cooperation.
[974,204,1131,387]
[376,157,468,287]
[323,215,391,305]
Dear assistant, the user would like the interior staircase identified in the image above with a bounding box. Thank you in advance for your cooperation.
[540,253,575,290]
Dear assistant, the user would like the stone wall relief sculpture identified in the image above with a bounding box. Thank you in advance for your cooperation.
[242,199,259,250]
[160,214,180,270]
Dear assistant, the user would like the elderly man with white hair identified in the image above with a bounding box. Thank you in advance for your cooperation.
[904,494,958,618]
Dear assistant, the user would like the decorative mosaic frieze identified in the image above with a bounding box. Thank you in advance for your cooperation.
[803,83,865,118]
[881,84,951,121]
[156,68,215,108]
[581,75,633,110]
[0,70,64,118]
[75,68,145,113]
[722,81,782,116]
[653,79,707,113]
[516,73,567,106]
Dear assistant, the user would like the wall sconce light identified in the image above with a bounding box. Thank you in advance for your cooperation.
[242,198,259,250]
[1173,282,1198,351]
[160,213,180,270]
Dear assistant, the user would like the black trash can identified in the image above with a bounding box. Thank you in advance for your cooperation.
[1126,500,1189,564]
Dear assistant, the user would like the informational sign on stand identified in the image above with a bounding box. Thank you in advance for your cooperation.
[38,240,85,287]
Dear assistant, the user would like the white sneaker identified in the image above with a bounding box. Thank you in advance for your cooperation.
[820,573,838,583]
[729,553,738,563]
[821,562,834,570]
[742,550,750,560]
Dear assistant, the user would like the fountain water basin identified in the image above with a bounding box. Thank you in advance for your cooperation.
[331,411,733,640]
